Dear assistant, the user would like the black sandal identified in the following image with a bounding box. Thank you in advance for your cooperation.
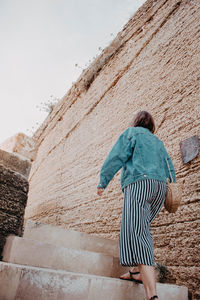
[130,271,140,275]
[120,270,142,283]
[149,296,158,300]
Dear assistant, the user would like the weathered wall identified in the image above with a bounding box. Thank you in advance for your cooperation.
[0,150,30,257]
[25,0,200,298]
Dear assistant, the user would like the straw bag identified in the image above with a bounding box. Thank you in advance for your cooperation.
[164,160,182,213]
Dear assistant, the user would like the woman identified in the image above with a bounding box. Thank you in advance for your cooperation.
[97,111,176,300]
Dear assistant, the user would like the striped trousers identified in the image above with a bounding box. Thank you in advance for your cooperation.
[119,179,166,266]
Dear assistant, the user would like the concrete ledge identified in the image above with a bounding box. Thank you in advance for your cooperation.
[2,235,128,278]
[24,220,119,257]
[0,262,188,300]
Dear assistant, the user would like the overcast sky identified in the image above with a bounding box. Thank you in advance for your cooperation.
[0,0,146,143]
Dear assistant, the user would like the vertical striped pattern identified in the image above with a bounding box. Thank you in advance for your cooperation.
[119,179,166,266]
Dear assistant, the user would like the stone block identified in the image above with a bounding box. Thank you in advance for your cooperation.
[0,184,27,216]
[0,262,188,300]
[0,149,31,179]
[0,212,23,236]
[0,164,29,192]
[23,220,119,257]
[0,158,29,257]
[0,262,21,300]
[2,235,128,278]
[0,133,36,162]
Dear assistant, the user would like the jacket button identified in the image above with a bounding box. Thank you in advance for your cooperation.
[143,175,147,177]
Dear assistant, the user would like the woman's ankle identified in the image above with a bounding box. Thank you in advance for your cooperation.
[147,289,157,299]
[130,266,139,273]
[149,296,158,300]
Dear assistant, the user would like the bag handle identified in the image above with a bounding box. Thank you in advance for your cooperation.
[166,158,174,183]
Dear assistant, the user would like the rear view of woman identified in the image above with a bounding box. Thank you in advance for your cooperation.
[97,111,176,300]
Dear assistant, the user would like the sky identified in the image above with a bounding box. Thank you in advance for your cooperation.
[0,0,146,143]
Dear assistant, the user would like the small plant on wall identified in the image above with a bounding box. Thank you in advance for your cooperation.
[155,263,176,284]
[37,95,60,114]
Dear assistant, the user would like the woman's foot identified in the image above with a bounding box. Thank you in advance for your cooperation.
[120,266,140,279]
[120,270,142,282]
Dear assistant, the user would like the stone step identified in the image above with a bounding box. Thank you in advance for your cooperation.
[23,219,119,257]
[2,235,129,278]
[0,261,188,300]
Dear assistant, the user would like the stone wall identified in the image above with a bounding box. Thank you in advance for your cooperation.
[25,0,200,298]
[0,150,30,257]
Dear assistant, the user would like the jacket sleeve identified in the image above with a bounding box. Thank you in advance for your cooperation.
[97,129,135,189]
[163,146,176,183]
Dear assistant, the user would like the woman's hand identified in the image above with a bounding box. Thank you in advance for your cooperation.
[97,187,104,196]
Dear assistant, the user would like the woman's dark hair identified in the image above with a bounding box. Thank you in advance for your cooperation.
[131,111,155,133]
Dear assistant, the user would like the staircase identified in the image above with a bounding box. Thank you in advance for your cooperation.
[0,220,188,300]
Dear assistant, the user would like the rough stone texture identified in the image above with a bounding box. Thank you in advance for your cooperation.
[25,0,200,298]
[0,149,31,179]
[0,152,30,257]
[0,132,36,161]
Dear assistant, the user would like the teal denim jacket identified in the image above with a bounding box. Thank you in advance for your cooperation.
[97,127,176,191]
